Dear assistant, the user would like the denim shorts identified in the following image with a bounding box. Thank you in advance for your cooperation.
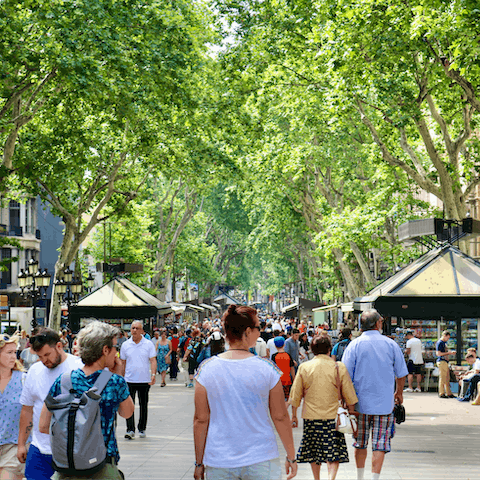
[205,458,282,480]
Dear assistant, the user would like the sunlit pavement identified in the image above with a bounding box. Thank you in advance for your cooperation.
[117,375,480,480]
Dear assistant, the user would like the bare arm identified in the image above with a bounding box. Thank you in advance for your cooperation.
[119,359,126,377]
[193,382,210,480]
[395,376,406,404]
[17,405,34,463]
[39,403,52,434]
[118,396,135,419]
[269,381,298,480]
[149,357,157,386]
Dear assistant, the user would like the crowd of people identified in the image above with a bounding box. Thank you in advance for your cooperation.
[1,309,478,480]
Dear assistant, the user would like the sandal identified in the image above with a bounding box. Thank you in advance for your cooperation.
[161,382,166,387]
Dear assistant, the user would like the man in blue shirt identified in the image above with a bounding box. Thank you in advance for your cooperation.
[342,310,408,480]
[284,328,300,369]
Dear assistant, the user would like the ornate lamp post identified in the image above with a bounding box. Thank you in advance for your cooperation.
[54,268,85,328]
[17,258,51,330]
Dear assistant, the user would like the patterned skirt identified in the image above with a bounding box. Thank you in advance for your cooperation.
[297,419,349,465]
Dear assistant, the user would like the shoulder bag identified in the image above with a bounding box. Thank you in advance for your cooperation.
[335,363,358,436]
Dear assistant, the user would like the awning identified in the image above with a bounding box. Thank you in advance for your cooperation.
[341,302,354,312]
[169,303,204,314]
[212,303,221,309]
[200,303,216,311]
[281,303,299,313]
[312,304,338,312]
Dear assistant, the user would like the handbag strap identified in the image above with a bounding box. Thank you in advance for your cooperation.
[335,363,345,405]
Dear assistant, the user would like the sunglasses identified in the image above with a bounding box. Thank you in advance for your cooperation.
[1,334,11,342]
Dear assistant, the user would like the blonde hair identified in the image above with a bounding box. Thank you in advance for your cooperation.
[0,334,25,371]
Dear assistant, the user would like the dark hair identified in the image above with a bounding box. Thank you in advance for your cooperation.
[299,333,309,350]
[360,310,381,331]
[30,327,60,352]
[273,330,281,337]
[339,328,352,340]
[292,328,300,335]
[222,305,257,342]
[311,334,332,355]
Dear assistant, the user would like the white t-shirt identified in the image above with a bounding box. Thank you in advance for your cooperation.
[195,356,281,468]
[266,338,278,359]
[406,337,423,364]
[255,337,267,357]
[120,336,156,383]
[20,354,83,454]
[272,322,282,332]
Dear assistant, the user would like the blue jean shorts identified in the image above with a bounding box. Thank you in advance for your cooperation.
[205,458,282,480]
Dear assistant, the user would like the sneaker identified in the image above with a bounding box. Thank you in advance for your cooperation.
[188,383,194,388]
[414,388,422,393]
[403,388,414,393]
[457,396,470,402]
[139,431,146,438]
[125,431,135,440]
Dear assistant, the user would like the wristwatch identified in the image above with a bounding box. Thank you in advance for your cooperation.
[286,456,297,464]
[195,462,204,468]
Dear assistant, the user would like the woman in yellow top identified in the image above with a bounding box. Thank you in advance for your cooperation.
[290,334,358,480]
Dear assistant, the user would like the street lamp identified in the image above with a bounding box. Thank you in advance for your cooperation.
[55,268,85,328]
[17,259,51,330]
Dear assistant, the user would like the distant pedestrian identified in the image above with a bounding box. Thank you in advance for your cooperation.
[331,328,352,362]
[403,330,424,393]
[436,331,456,398]
[155,328,171,388]
[120,321,156,440]
[342,310,408,480]
[193,305,297,480]
[271,337,295,402]
[169,327,180,380]
[285,328,301,369]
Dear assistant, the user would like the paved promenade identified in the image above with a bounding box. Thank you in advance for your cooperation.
[117,375,480,480]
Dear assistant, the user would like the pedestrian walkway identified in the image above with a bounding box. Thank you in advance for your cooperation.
[117,378,480,479]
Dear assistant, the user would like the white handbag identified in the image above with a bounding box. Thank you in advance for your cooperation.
[335,364,358,436]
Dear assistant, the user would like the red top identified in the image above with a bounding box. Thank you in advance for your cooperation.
[171,336,180,350]
[272,352,294,385]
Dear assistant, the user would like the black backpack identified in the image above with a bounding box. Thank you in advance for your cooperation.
[335,339,350,362]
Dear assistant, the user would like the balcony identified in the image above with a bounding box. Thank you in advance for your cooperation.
[36,229,41,239]
[0,227,31,240]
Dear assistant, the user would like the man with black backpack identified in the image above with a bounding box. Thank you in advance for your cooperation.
[39,321,134,479]
[332,327,352,362]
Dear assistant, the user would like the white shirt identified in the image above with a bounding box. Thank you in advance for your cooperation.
[254,337,267,357]
[266,338,278,359]
[406,337,423,364]
[120,336,156,383]
[195,356,281,468]
[20,354,83,454]
[272,322,282,332]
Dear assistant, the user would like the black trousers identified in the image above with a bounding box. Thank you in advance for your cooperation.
[126,383,150,432]
[169,352,178,379]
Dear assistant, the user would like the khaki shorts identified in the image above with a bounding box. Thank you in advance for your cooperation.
[0,443,26,477]
[53,463,124,479]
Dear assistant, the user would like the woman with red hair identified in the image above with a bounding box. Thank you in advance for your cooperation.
[193,305,297,480]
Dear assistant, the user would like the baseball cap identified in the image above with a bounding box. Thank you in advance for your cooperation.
[274,336,285,348]
[405,329,413,335]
